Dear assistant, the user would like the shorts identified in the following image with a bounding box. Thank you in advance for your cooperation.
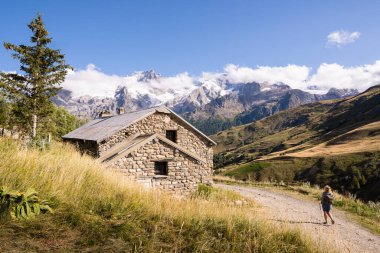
[322,203,332,212]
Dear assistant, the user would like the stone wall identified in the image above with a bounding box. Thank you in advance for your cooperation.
[99,112,213,169]
[99,112,214,194]
[110,138,211,194]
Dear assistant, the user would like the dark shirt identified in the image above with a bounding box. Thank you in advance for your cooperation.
[321,192,334,205]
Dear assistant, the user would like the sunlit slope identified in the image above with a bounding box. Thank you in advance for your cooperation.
[212,84,380,162]
[281,121,380,158]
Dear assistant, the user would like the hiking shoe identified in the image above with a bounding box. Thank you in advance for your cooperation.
[323,222,328,225]
[332,220,335,224]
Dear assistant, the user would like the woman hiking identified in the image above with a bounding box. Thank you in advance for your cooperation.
[321,185,335,225]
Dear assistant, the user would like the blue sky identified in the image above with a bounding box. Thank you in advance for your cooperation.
[1,0,379,77]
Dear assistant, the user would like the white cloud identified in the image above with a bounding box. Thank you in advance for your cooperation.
[222,64,310,90]
[308,61,380,91]
[327,30,360,47]
[149,72,195,92]
[63,64,123,97]
[62,64,197,101]
[61,61,380,100]
[220,62,380,92]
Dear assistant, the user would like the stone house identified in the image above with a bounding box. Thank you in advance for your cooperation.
[63,106,216,194]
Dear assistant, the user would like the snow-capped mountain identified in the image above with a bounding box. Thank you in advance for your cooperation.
[117,69,196,105]
[55,69,196,118]
[54,69,359,134]
[166,75,232,114]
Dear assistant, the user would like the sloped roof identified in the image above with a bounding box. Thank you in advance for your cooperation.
[62,106,216,145]
[62,106,158,142]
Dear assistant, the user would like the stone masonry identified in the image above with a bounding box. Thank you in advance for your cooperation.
[100,112,213,194]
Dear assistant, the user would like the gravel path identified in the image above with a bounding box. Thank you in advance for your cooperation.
[218,184,380,253]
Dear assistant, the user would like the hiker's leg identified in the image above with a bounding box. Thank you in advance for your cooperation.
[323,212,328,222]
[326,212,334,223]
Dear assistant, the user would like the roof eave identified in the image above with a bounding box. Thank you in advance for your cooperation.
[62,136,97,142]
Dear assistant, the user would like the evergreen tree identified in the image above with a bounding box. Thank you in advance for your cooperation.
[0,14,72,138]
[42,105,86,141]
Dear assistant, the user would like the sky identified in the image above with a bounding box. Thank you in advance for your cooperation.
[1,1,380,96]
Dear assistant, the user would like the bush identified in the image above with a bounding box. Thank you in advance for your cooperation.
[194,184,242,202]
[196,184,214,198]
[0,186,52,220]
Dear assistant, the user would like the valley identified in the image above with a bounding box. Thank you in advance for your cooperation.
[212,85,380,201]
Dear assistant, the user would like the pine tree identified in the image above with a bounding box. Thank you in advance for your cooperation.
[0,14,72,138]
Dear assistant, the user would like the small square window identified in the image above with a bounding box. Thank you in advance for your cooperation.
[166,130,177,142]
[154,161,168,175]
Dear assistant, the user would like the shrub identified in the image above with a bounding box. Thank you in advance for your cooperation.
[0,186,52,220]
[196,184,214,198]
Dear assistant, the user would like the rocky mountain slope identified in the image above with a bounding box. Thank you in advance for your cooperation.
[183,83,358,135]
[54,70,358,134]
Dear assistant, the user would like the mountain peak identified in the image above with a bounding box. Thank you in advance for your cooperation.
[326,87,359,97]
[138,69,161,82]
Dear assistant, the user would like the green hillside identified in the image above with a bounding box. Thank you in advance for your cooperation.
[212,85,380,201]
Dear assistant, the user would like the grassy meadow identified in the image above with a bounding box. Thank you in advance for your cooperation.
[0,138,331,252]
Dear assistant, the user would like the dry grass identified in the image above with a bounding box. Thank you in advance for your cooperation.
[0,139,246,223]
[0,138,330,252]
[261,121,380,159]
[290,121,380,157]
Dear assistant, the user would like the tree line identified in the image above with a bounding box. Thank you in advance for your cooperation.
[0,14,83,141]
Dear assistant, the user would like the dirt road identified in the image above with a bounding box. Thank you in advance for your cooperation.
[218,184,380,253]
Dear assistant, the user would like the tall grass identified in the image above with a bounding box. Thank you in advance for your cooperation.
[0,139,330,252]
